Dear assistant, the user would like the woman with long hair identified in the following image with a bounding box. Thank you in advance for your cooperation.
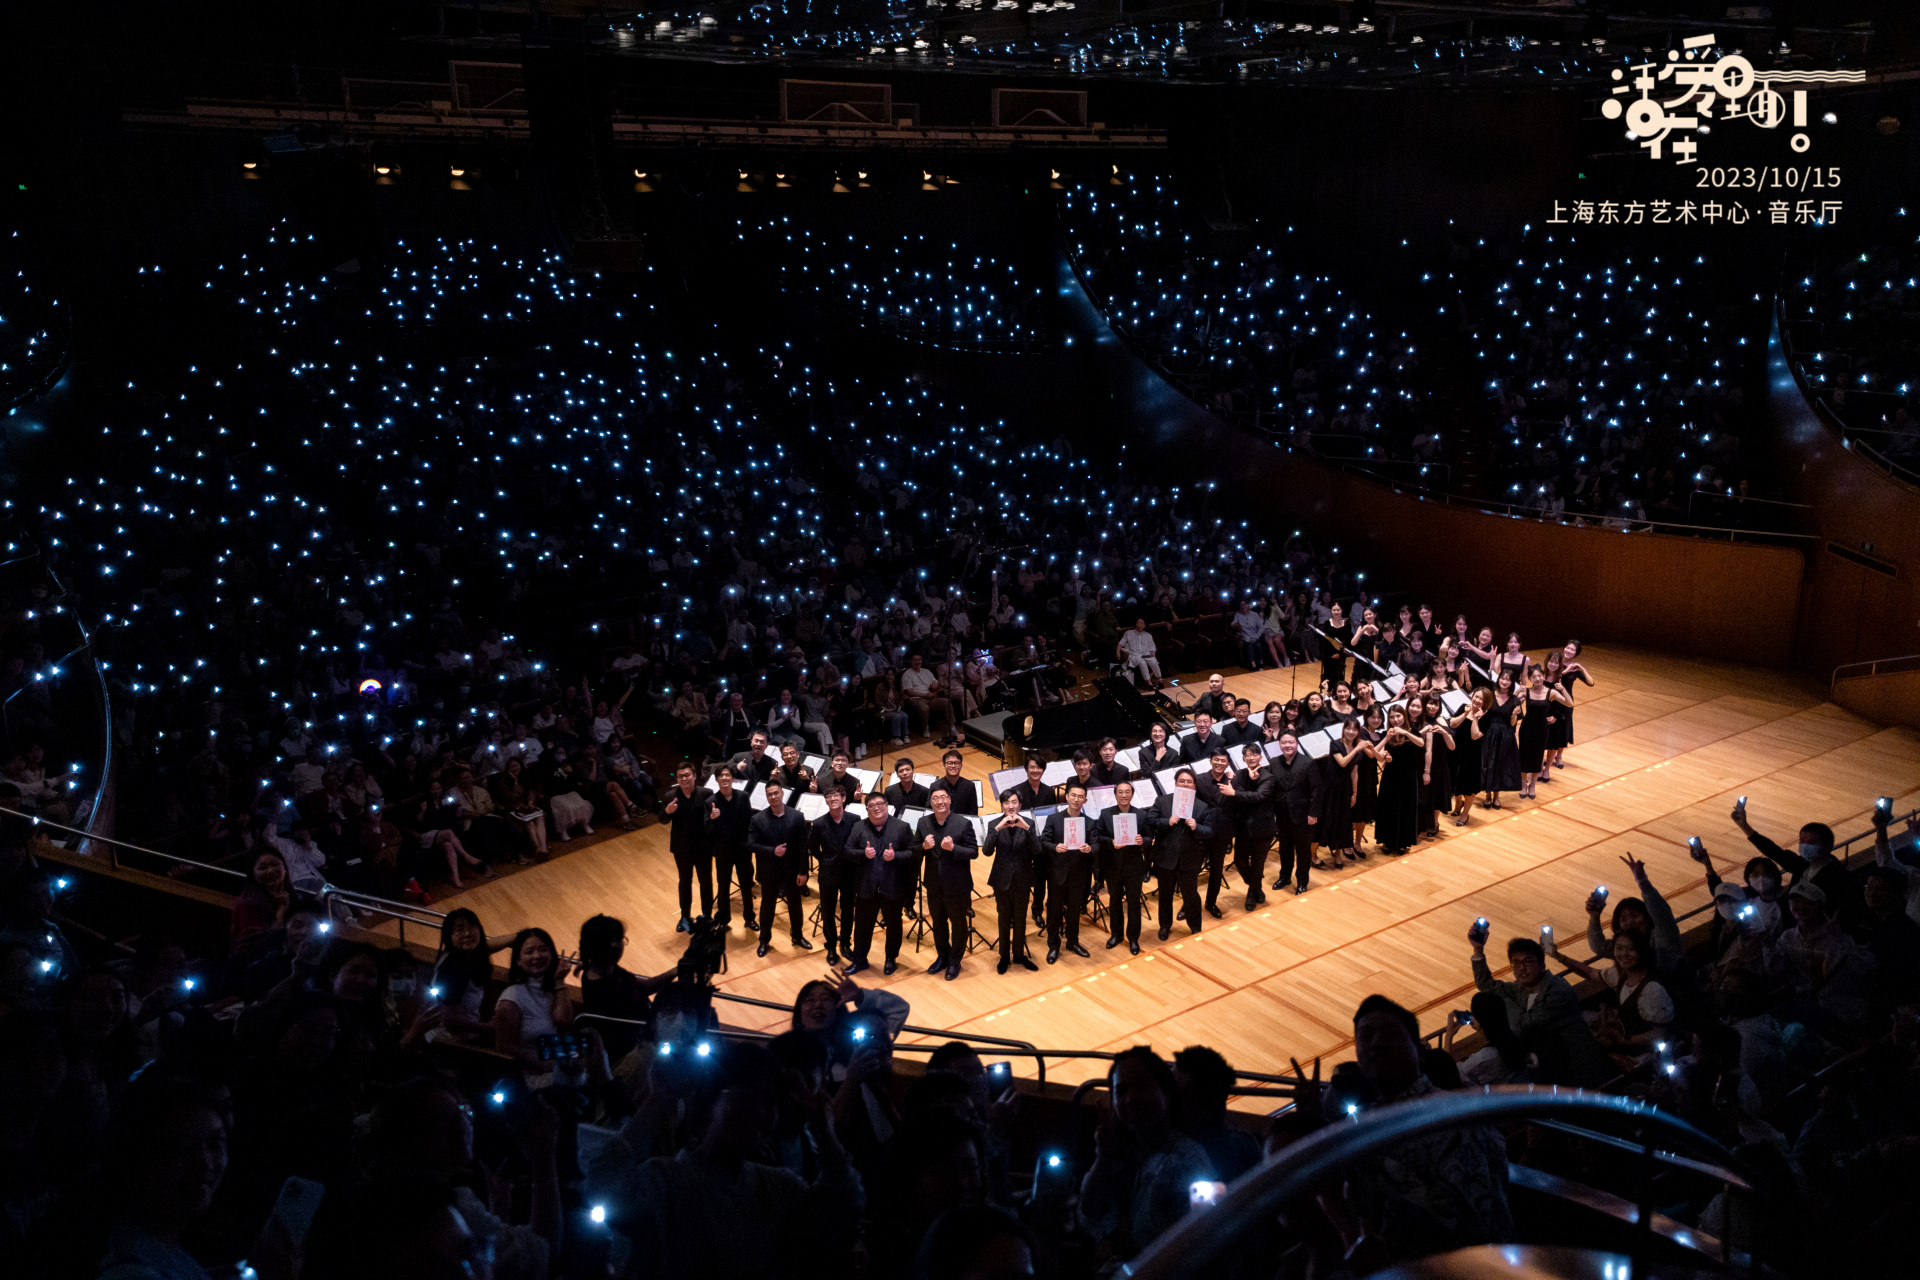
[412,780,489,888]
[1373,706,1427,856]
[1447,689,1485,827]
[495,927,583,1085]
[427,907,516,1043]
[490,754,550,861]
[1323,718,1369,866]
[1545,639,1595,777]
[230,848,317,958]
[1478,672,1524,809]
[1495,632,1530,690]
[1517,664,1575,800]
[1415,694,1456,839]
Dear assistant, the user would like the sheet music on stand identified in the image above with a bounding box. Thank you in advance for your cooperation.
[1441,689,1471,715]
[913,771,942,792]
[1130,774,1161,800]
[963,814,990,845]
[1465,658,1492,684]
[988,766,1027,799]
[1040,760,1078,787]
[849,767,882,793]
[1370,673,1406,703]
[801,752,829,773]
[1084,785,1117,819]
[1300,732,1333,760]
[900,806,931,829]
[796,793,829,821]
[747,783,769,811]
[1155,764,1186,795]
[1115,746,1143,773]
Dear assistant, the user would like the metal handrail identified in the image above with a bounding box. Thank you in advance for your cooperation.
[1668,803,1920,930]
[1831,653,1920,689]
[1123,1087,1766,1280]
[8,804,449,944]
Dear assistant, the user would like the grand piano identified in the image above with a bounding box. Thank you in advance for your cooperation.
[995,676,1184,767]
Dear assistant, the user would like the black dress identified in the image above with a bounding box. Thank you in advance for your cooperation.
[1319,620,1352,688]
[1318,745,1357,848]
[1421,721,1453,831]
[1480,696,1523,793]
[1496,652,1529,689]
[1547,672,1577,749]
[1450,711,1482,796]
[1518,692,1552,774]
[1375,737,1425,852]
[1352,731,1380,826]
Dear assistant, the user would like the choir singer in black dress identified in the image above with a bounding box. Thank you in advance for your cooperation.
[985,790,1041,974]
[916,786,980,981]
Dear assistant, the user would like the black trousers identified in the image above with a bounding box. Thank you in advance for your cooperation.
[1046,868,1091,949]
[673,848,713,919]
[1274,821,1314,889]
[1158,866,1201,931]
[714,845,756,923]
[817,878,856,954]
[852,893,907,964]
[924,875,969,960]
[759,876,804,943]
[1107,872,1144,944]
[1030,873,1049,924]
[1203,840,1232,907]
[1233,831,1272,896]
[994,882,1033,955]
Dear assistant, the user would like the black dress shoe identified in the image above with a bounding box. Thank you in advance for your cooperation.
[928,954,949,975]
[1067,942,1090,958]
[825,949,840,966]
[1129,941,1140,955]
[743,918,760,933]
[883,959,897,975]
[846,960,870,974]
[944,963,960,981]
[1158,926,1171,940]
[1244,894,1258,911]
[1106,936,1124,950]
[792,936,814,950]
[1292,883,1308,895]
[1047,948,1060,965]
[1271,877,1286,890]
[1018,952,1038,971]
[997,954,1010,975]
[1206,903,1223,919]
[676,918,691,933]
[756,943,769,957]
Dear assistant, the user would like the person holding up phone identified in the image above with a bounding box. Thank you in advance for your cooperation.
[1731,800,1857,922]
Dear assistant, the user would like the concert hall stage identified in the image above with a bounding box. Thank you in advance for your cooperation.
[437,644,1920,1102]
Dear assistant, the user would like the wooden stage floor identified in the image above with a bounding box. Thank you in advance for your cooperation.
[438,644,1920,1099]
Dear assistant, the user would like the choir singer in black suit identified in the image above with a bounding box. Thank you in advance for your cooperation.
[1147,768,1217,938]
[848,793,918,975]
[985,790,1041,974]
[811,786,861,965]
[749,781,813,956]
[1010,757,1060,932]
[1040,783,1096,963]
[1097,781,1150,954]
[1191,748,1239,918]
[916,787,979,981]
[663,762,714,931]
[1267,732,1324,896]
[1229,744,1277,912]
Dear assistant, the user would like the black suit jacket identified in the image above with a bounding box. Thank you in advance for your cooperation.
[1190,772,1239,850]
[1190,691,1233,721]
[1096,806,1151,882]
[915,812,979,893]
[1181,731,1228,765]
[1220,719,1263,751]
[983,814,1040,892]
[1040,810,1096,887]
[811,810,863,890]
[727,749,777,789]
[850,816,919,900]
[1268,753,1323,825]
[1229,768,1278,841]
[707,788,754,852]
[748,808,810,883]
[1010,780,1059,813]
[1089,759,1133,788]
[1145,792,1217,872]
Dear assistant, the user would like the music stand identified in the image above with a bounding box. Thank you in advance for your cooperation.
[963,883,996,956]
[904,877,930,953]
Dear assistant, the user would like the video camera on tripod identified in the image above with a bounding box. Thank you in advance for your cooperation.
[654,914,728,1045]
